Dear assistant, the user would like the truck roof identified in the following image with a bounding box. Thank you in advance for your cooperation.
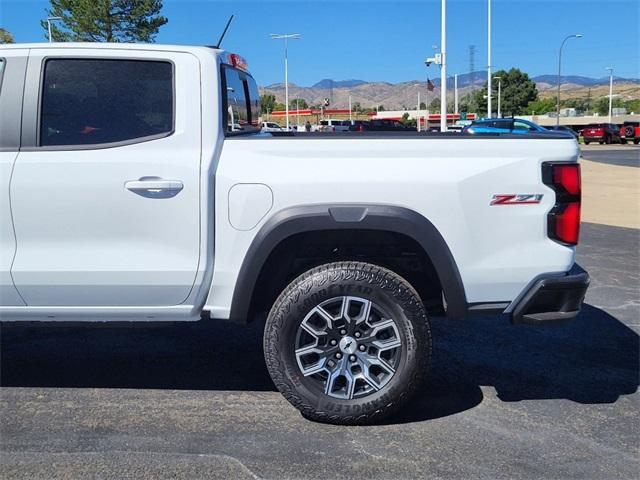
[0,42,224,55]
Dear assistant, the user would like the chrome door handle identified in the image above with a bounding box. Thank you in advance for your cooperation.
[125,178,184,198]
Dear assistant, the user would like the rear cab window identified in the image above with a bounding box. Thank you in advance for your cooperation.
[40,59,174,147]
[221,62,260,135]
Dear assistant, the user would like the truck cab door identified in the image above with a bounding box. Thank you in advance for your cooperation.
[0,51,27,306]
[10,49,202,307]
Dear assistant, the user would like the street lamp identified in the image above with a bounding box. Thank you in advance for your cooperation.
[606,67,614,123]
[556,33,582,125]
[270,33,300,130]
[487,0,492,118]
[439,0,447,132]
[47,16,62,43]
[493,76,502,118]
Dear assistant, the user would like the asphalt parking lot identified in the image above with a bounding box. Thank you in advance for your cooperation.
[1,220,638,479]
[580,143,639,168]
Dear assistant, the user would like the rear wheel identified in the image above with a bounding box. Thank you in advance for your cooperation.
[634,139,640,145]
[584,140,590,145]
[264,261,431,425]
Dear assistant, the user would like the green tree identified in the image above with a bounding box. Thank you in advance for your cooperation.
[419,102,426,109]
[458,92,477,114]
[351,101,362,113]
[400,112,417,127]
[594,97,624,115]
[0,28,14,44]
[625,99,640,114]
[260,94,277,114]
[525,98,556,115]
[289,98,308,110]
[475,68,538,116]
[41,0,167,42]
[429,97,441,112]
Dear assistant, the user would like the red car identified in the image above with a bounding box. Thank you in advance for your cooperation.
[582,123,623,145]
[620,121,640,144]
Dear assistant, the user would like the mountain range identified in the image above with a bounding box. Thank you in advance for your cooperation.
[260,72,640,110]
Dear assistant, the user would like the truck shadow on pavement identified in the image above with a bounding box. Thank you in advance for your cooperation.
[1,303,637,424]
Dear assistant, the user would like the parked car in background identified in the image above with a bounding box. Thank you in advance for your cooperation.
[366,119,414,131]
[463,118,550,134]
[582,123,622,145]
[261,121,285,133]
[317,119,350,132]
[447,124,464,133]
[547,125,579,139]
[620,121,640,144]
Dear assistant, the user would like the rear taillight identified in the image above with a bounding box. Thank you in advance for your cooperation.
[543,163,582,246]
[553,164,581,195]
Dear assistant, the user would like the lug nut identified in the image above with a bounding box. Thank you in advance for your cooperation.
[330,339,338,346]
[349,355,357,362]
[327,360,335,368]
[335,352,342,359]
[340,329,347,335]
[354,331,361,338]
[359,345,366,352]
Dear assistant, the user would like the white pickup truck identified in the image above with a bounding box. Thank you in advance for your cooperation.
[0,43,589,424]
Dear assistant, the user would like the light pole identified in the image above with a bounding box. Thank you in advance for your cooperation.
[440,0,447,132]
[493,76,502,117]
[487,0,492,118]
[556,33,582,125]
[454,73,458,115]
[270,33,300,130]
[606,67,614,123]
[47,16,62,43]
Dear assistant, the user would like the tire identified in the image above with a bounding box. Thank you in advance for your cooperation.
[599,141,605,145]
[584,140,590,145]
[634,139,640,145]
[264,261,431,425]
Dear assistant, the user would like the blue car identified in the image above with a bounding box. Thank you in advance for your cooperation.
[463,118,549,134]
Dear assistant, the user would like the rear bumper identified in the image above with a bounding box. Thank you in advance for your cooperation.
[583,136,604,141]
[508,265,590,325]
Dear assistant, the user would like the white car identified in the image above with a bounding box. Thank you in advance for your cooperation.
[0,42,589,425]
[317,119,350,132]
[261,121,284,133]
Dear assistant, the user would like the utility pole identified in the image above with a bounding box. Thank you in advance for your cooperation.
[440,0,447,132]
[417,91,421,132]
[493,76,502,117]
[606,67,614,123]
[270,33,301,130]
[454,74,459,114]
[487,0,492,118]
[349,95,353,122]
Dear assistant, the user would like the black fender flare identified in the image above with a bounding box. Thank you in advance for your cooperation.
[228,204,469,322]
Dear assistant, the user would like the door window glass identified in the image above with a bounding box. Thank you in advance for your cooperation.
[40,59,173,147]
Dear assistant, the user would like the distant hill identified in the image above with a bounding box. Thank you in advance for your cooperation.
[261,74,640,110]
[532,75,639,87]
[312,79,368,89]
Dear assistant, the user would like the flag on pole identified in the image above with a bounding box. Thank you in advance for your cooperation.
[427,78,435,92]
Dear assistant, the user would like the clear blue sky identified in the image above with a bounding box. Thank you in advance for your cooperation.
[2,0,639,86]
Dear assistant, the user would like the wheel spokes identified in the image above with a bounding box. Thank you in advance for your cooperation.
[295,296,402,399]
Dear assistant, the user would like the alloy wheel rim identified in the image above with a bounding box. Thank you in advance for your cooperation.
[294,296,402,400]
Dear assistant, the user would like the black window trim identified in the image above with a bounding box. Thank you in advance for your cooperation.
[28,56,176,152]
[220,64,261,137]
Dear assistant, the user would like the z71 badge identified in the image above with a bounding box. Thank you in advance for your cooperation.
[490,194,543,206]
